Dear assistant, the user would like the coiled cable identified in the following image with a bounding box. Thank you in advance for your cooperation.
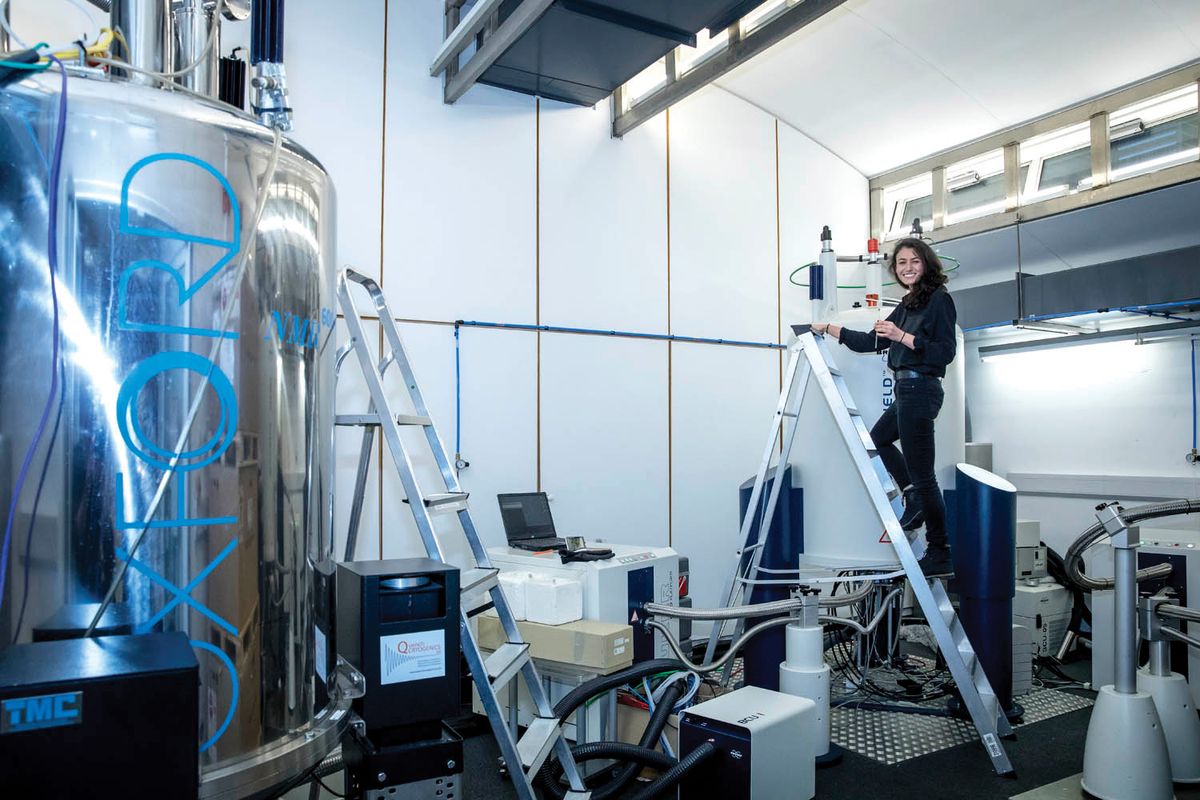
[1064,499,1200,591]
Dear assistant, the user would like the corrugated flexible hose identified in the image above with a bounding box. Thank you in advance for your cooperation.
[1065,498,1200,591]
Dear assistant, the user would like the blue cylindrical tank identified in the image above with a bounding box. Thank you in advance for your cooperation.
[739,467,803,691]
[953,464,1017,713]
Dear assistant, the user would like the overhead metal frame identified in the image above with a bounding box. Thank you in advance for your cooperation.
[870,60,1200,244]
[433,0,558,105]
[611,0,850,138]
[558,0,696,46]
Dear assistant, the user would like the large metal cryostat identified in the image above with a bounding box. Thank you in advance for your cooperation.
[0,71,341,797]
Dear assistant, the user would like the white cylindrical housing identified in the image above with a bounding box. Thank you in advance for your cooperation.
[780,622,831,756]
[1082,686,1173,800]
[1138,668,1200,782]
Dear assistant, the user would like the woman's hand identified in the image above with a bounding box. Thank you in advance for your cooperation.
[873,320,904,342]
[811,323,829,334]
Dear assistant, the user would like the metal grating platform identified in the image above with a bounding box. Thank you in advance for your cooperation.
[832,689,1095,765]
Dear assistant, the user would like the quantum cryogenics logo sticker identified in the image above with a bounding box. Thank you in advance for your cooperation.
[379,630,446,685]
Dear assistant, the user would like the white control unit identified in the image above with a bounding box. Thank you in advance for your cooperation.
[488,543,680,662]
[1013,581,1073,657]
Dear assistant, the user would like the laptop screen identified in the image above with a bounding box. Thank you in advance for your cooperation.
[497,492,557,541]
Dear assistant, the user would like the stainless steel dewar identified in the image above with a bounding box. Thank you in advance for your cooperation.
[0,71,341,796]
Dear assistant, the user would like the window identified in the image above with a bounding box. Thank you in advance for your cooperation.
[1020,121,1091,202]
[1109,84,1200,182]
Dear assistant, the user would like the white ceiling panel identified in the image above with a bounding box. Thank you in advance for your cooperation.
[716,0,1200,176]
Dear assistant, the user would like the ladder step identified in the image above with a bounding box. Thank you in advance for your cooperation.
[424,491,469,507]
[485,642,531,691]
[564,793,591,800]
[517,716,562,774]
[461,568,499,606]
[404,492,470,512]
[335,413,433,427]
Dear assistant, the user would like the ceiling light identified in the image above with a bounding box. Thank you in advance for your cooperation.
[980,320,1200,360]
[1013,320,1091,336]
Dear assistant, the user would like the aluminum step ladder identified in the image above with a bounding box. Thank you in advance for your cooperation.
[704,329,1015,776]
[335,267,591,800]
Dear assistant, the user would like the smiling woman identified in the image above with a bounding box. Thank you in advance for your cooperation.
[812,237,958,577]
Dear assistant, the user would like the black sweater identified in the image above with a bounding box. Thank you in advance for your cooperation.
[838,287,957,377]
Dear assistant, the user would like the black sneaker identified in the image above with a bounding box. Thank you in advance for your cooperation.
[917,547,954,578]
[899,488,925,531]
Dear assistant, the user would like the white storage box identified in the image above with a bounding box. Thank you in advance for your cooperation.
[498,571,532,621]
[524,574,583,625]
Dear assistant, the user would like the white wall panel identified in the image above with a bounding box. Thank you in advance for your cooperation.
[777,122,869,332]
[540,335,669,548]
[539,101,668,333]
[383,1,536,323]
[670,342,780,614]
[285,0,385,281]
[669,88,778,344]
[964,337,1196,557]
[454,327,538,550]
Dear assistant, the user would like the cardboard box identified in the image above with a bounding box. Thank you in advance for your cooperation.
[477,614,633,673]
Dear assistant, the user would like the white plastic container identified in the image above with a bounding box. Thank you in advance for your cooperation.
[498,571,533,621]
[524,575,584,625]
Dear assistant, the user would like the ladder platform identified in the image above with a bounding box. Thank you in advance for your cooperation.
[485,642,531,690]
[518,717,563,774]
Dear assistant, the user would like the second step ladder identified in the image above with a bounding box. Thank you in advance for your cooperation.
[335,267,591,800]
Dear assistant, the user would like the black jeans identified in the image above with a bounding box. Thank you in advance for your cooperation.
[870,377,947,549]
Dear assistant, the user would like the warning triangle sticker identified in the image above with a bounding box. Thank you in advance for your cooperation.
[879,530,891,543]
[630,611,639,624]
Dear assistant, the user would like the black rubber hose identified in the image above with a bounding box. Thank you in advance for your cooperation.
[626,741,717,800]
[552,659,685,720]
[538,681,684,800]
[564,741,677,770]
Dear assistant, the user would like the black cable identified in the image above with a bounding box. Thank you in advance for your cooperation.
[312,774,344,798]
[12,359,64,643]
[551,659,685,720]
[626,742,716,800]
[539,681,684,800]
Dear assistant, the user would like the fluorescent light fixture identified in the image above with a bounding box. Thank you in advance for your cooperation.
[1013,320,1092,335]
[946,171,982,191]
[980,320,1200,360]
[1110,118,1145,141]
[1134,330,1200,346]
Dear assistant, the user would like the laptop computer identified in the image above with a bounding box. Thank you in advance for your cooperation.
[497,492,567,551]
